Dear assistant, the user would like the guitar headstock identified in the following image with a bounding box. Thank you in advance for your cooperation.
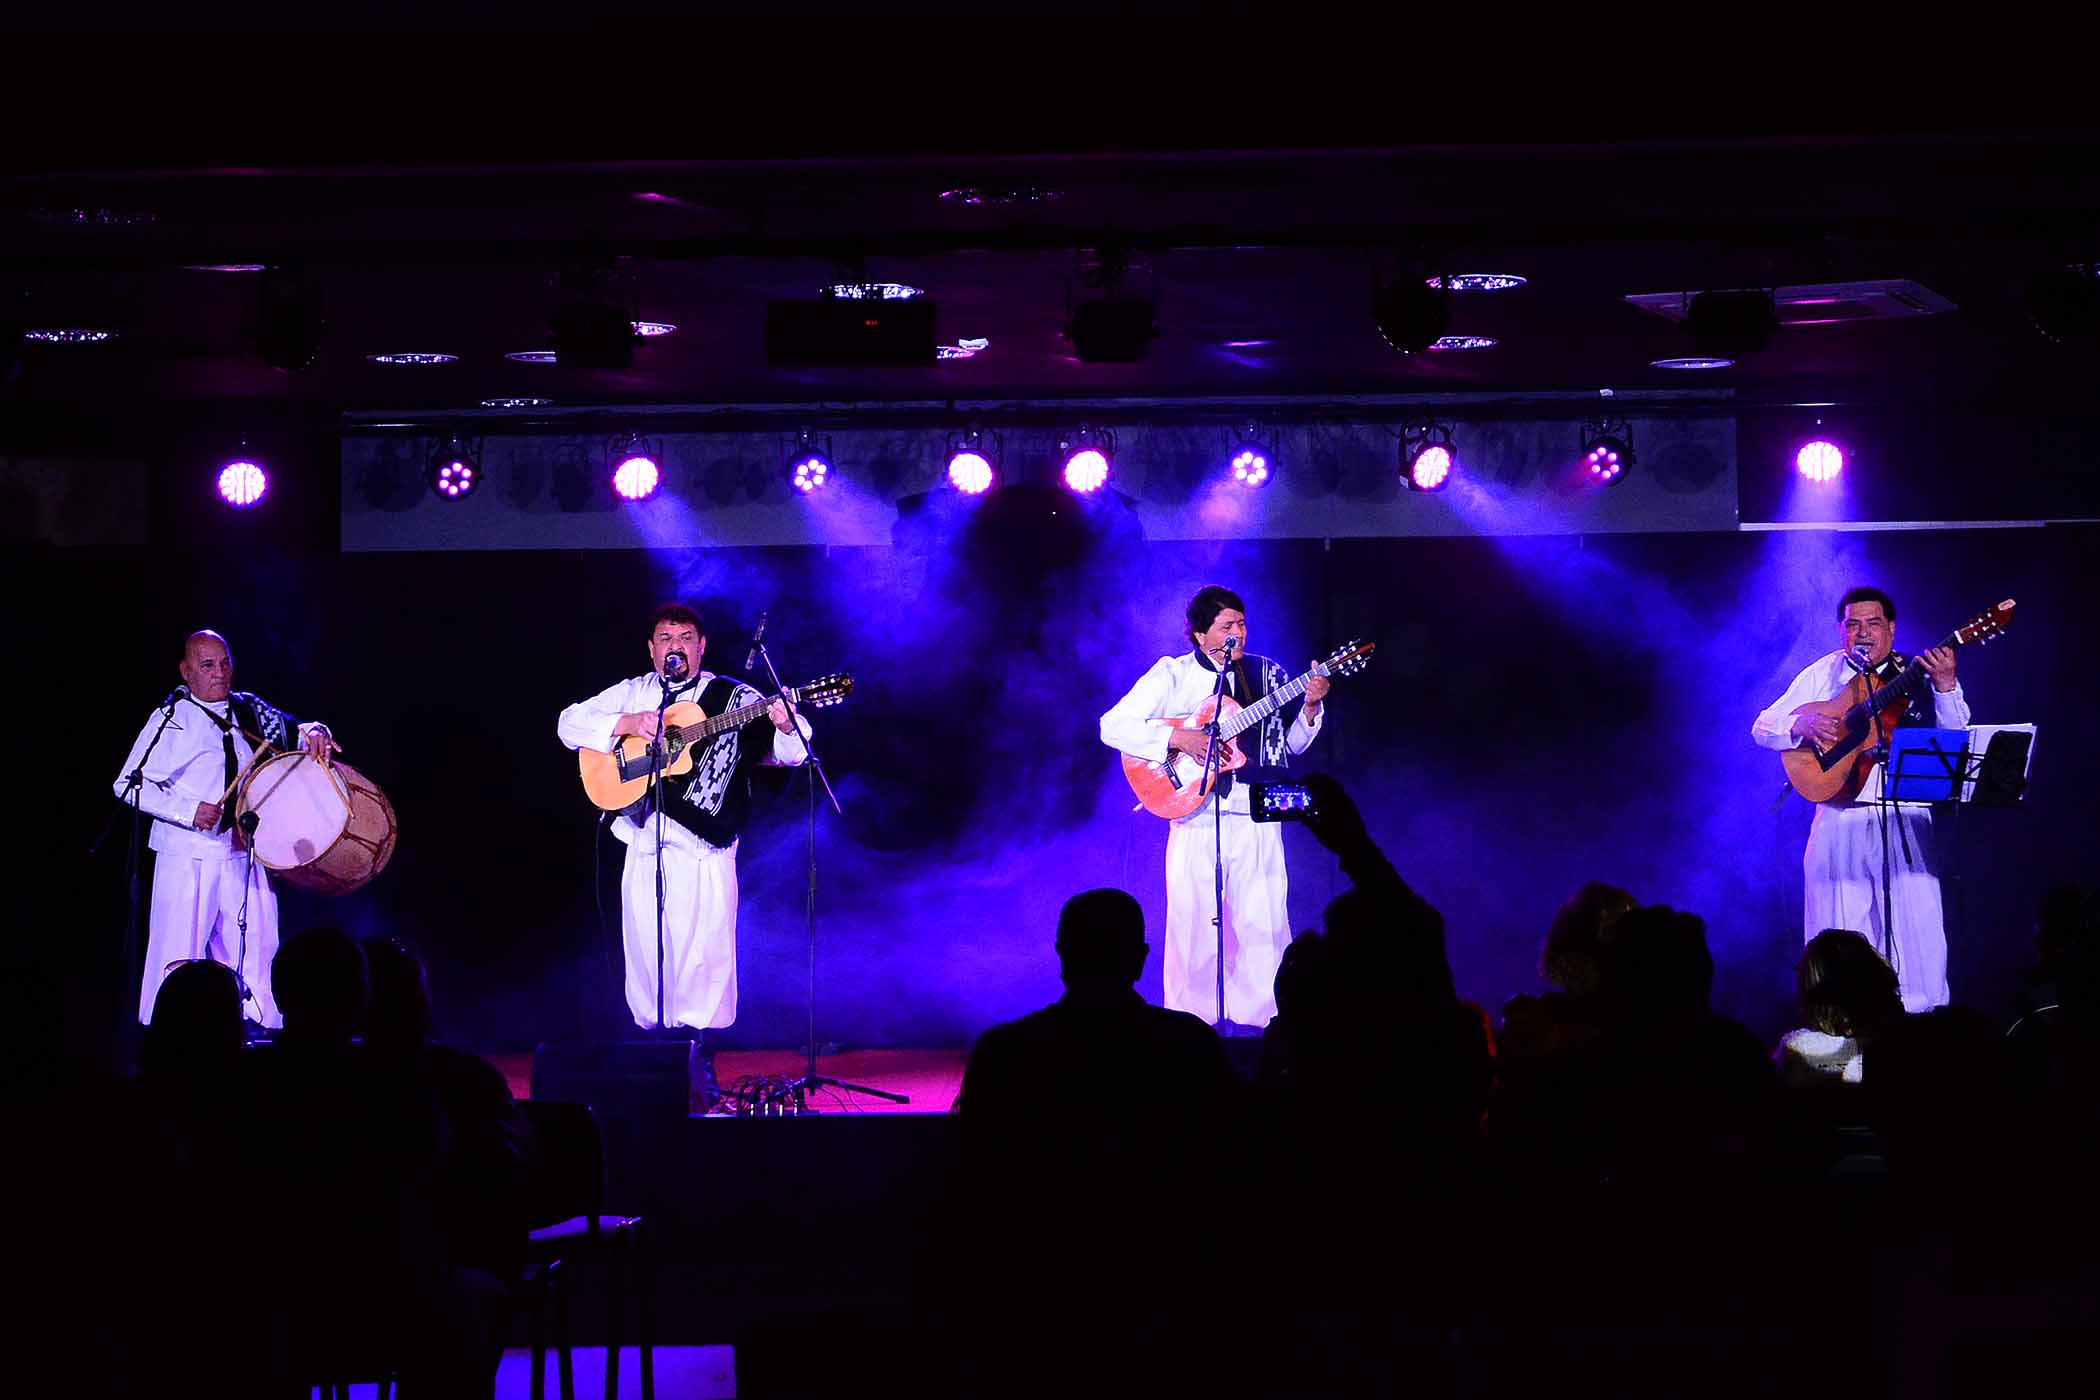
[1955,599,2016,647]
[791,673,855,708]
[1315,640,1375,678]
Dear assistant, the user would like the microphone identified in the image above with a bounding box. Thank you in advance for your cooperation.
[164,684,189,708]
[238,810,260,837]
[745,612,768,672]
[662,651,687,683]
[1221,635,1239,658]
[1843,645,1875,675]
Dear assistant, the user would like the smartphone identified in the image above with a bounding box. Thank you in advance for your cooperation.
[1249,780,1316,823]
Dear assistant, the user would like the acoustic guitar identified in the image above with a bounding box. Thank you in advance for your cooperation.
[578,674,853,811]
[1121,642,1374,819]
[1780,600,2014,804]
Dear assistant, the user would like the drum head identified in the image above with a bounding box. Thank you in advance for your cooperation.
[238,753,352,871]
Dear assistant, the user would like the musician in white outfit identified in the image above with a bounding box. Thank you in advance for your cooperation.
[1752,587,1967,1012]
[558,604,809,1038]
[113,630,338,1029]
[1100,586,1328,1029]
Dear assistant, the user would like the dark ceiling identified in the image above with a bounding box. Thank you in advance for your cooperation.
[6,55,2099,422]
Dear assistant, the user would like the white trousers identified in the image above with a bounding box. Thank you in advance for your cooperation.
[141,851,280,1028]
[1803,802,1950,1012]
[620,820,740,1032]
[1164,806,1288,1026]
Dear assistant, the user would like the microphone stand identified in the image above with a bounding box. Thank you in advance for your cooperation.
[749,623,907,1113]
[652,662,684,1035]
[1204,643,1236,1028]
[99,688,184,1033]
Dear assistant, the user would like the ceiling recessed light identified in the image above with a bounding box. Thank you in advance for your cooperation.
[1426,335,1499,351]
[1426,274,1528,292]
[505,350,559,364]
[22,328,115,343]
[1650,356,1736,370]
[631,320,677,337]
[824,282,923,301]
[367,352,460,365]
[939,186,1062,206]
[1221,339,1275,349]
[30,206,156,227]
[481,396,555,408]
[180,263,268,273]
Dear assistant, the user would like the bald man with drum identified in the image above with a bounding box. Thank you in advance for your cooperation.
[113,629,338,1031]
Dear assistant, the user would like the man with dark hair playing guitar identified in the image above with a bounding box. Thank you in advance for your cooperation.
[559,603,813,1103]
[1100,585,1333,1032]
[1753,585,1974,1012]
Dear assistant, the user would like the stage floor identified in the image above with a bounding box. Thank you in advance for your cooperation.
[491,1047,965,1115]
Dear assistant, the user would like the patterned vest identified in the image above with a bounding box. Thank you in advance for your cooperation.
[625,676,771,849]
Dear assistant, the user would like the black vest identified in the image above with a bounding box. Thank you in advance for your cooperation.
[1864,653,1940,731]
[627,676,774,849]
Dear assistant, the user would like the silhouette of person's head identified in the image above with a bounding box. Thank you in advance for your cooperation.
[2036,884,2100,1014]
[271,927,369,1042]
[144,959,244,1077]
[1798,929,1902,1038]
[1055,888,1148,991]
[1543,881,1637,998]
[361,936,435,1047]
[1598,904,1714,1021]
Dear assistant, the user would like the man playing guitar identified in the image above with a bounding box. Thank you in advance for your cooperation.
[1099,586,1329,1031]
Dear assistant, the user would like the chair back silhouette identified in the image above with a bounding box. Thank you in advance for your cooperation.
[517,1098,654,1400]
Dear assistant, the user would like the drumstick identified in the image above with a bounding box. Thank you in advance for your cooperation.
[218,740,279,810]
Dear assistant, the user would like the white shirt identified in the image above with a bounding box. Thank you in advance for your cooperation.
[112,696,328,861]
[1100,652,1324,817]
[1751,651,1971,804]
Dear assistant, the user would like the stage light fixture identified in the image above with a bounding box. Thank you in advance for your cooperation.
[608,433,662,501]
[1686,289,1778,356]
[1058,427,1114,493]
[1401,422,1455,492]
[257,267,325,372]
[1372,279,1451,354]
[1796,438,1845,483]
[1226,423,1274,488]
[787,430,833,493]
[428,433,482,501]
[945,429,999,495]
[217,455,268,508]
[1579,417,1635,486]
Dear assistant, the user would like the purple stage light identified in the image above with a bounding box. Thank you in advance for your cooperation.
[947,450,994,495]
[1585,446,1624,483]
[366,352,459,365]
[790,453,831,493]
[432,459,476,499]
[1062,448,1110,493]
[612,453,661,500]
[632,321,677,337]
[1407,443,1453,492]
[1796,439,1845,483]
[1230,447,1270,488]
[217,460,267,508]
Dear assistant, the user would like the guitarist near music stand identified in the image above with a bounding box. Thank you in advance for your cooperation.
[1753,586,2010,1013]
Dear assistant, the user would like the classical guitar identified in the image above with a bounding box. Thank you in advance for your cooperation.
[1780,600,2014,804]
[578,673,854,811]
[1121,642,1374,820]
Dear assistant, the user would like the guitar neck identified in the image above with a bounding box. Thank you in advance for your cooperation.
[668,688,794,746]
[1219,666,1318,740]
[1847,627,1961,725]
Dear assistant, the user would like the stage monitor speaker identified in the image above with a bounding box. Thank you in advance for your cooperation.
[765,297,937,366]
[530,1040,689,1119]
